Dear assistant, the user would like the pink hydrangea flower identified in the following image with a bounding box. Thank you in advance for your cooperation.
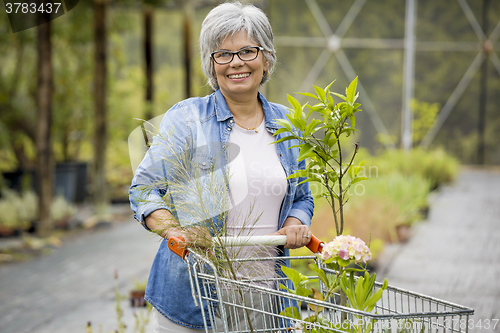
[321,235,372,264]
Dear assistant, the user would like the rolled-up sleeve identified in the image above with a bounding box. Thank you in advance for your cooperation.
[129,151,173,230]
[129,112,181,230]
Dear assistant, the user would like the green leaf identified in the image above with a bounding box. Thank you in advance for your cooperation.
[313,85,326,103]
[279,306,301,320]
[382,278,389,290]
[279,283,294,294]
[337,258,351,267]
[307,104,326,113]
[340,272,356,309]
[308,263,329,288]
[287,94,303,120]
[347,165,354,179]
[344,267,367,274]
[274,119,293,132]
[296,286,313,297]
[350,176,369,185]
[281,265,302,288]
[346,77,358,104]
[286,170,308,180]
[298,177,321,185]
[350,115,356,128]
[305,106,316,120]
[298,143,315,162]
[346,103,354,117]
[362,271,372,303]
[273,135,297,144]
[303,315,318,324]
[314,191,330,199]
[305,119,323,137]
[273,127,291,136]
[363,288,384,312]
[355,277,366,310]
[324,80,335,94]
[315,149,331,163]
[328,134,338,147]
[327,94,334,105]
[288,116,306,132]
[298,91,321,101]
[331,92,347,102]
[322,257,337,265]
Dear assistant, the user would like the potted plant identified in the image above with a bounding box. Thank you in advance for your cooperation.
[129,279,148,308]
[0,189,36,236]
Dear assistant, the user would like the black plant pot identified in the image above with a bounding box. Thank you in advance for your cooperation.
[2,162,88,204]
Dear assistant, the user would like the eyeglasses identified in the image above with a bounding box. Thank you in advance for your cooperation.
[211,46,264,65]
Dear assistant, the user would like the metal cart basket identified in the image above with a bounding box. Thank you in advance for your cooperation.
[168,235,474,333]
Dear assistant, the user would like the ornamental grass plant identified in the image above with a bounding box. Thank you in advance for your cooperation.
[134,125,281,333]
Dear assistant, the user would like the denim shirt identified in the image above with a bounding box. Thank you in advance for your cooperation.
[129,89,314,329]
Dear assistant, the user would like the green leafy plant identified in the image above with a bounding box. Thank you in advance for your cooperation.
[339,271,388,313]
[0,189,36,231]
[273,78,367,237]
[280,235,387,332]
[275,80,389,331]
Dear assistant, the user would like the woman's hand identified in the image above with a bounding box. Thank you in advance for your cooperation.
[145,210,211,247]
[272,217,312,249]
[145,209,180,239]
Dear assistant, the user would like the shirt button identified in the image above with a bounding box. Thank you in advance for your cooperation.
[227,128,231,131]
[230,119,234,123]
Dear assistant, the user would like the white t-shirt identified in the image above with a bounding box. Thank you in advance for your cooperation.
[226,119,287,286]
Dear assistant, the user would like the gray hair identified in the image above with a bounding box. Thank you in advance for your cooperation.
[199,1,277,90]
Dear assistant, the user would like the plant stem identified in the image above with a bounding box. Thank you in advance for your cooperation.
[325,176,340,236]
[214,241,255,333]
[337,138,344,235]
[342,143,359,178]
[340,289,348,322]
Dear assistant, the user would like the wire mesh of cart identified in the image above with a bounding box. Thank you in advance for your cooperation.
[168,235,474,333]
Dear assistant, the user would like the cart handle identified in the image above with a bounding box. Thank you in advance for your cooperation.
[168,234,324,259]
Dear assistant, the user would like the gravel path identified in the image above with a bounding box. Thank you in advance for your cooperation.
[0,206,158,333]
[378,167,500,333]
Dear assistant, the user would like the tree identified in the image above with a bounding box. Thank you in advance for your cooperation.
[93,0,108,213]
[143,4,154,120]
[182,0,194,99]
[36,15,54,237]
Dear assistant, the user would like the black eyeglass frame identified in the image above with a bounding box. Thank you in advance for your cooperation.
[210,46,264,65]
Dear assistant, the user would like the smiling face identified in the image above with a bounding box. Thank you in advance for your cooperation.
[213,31,268,102]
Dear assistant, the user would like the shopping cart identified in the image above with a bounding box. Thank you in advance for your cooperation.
[168,235,474,333]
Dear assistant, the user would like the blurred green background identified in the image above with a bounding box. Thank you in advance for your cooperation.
[0,0,498,244]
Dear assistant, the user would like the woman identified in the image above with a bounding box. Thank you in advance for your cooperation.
[129,2,314,332]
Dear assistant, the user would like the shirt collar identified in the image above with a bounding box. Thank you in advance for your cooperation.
[214,89,280,131]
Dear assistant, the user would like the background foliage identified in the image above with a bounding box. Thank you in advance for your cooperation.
[0,0,498,204]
